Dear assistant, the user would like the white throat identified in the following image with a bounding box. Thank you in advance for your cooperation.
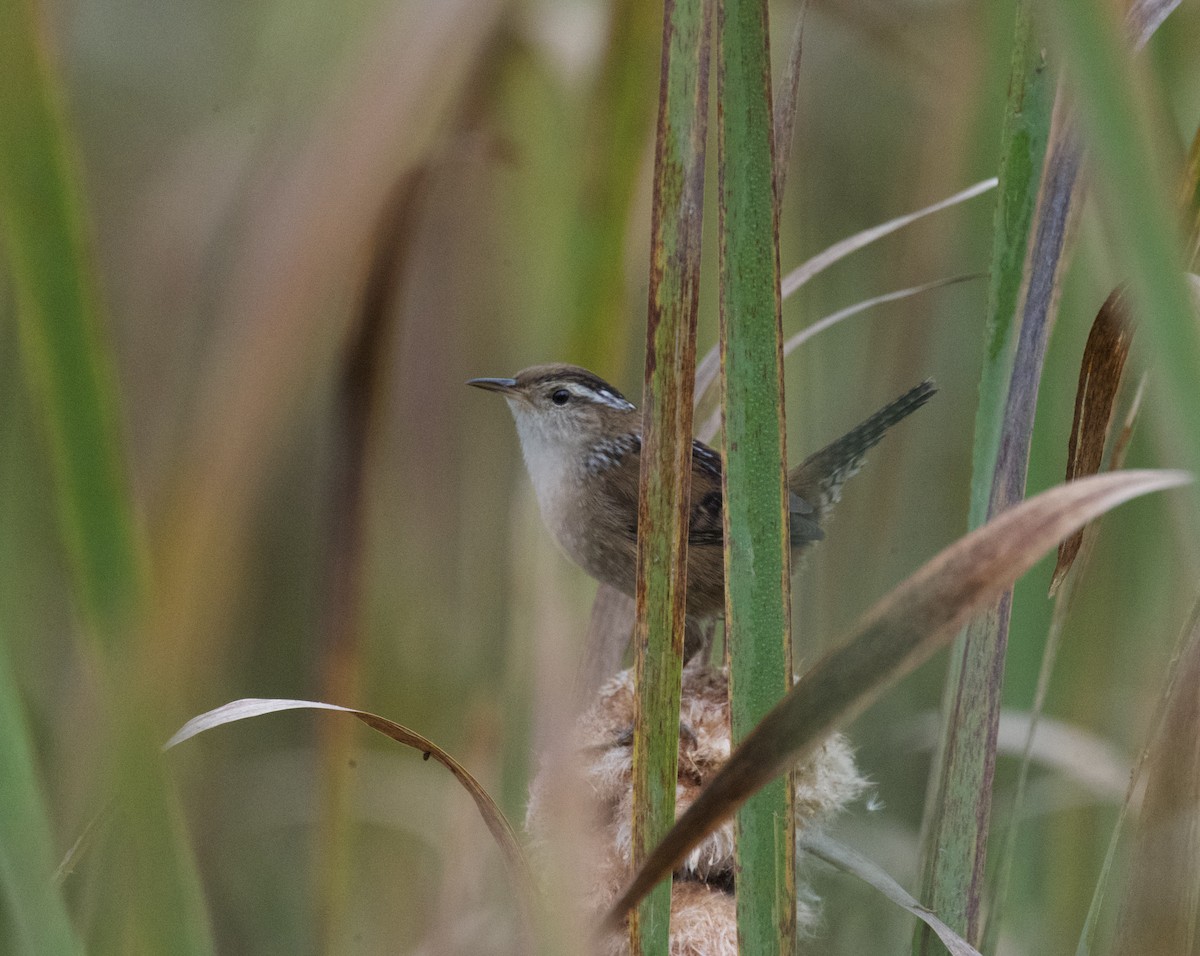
[507,400,582,528]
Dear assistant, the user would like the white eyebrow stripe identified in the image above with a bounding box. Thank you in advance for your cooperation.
[575,385,635,411]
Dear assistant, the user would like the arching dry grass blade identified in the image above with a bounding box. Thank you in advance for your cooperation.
[696,273,981,443]
[994,711,1129,802]
[1076,596,1200,956]
[779,177,997,299]
[800,833,983,956]
[1124,0,1182,48]
[602,469,1189,928]
[907,710,1131,803]
[166,699,534,940]
[782,273,985,359]
[692,178,996,405]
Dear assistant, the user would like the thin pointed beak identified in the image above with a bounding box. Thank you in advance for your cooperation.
[467,376,518,395]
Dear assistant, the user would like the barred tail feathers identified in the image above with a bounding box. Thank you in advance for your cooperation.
[788,379,936,539]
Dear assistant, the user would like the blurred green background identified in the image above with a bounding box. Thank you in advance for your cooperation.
[2,0,1199,952]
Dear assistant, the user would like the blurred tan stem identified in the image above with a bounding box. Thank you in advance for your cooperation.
[314,172,424,951]
[577,585,635,707]
[566,0,661,374]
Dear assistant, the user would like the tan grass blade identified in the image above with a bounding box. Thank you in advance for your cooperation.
[782,273,984,359]
[1124,0,1182,48]
[800,833,983,956]
[603,469,1190,928]
[907,710,1130,802]
[1077,594,1200,954]
[1110,600,1200,956]
[150,0,506,686]
[697,273,981,443]
[990,369,1147,949]
[692,178,997,404]
[779,178,997,298]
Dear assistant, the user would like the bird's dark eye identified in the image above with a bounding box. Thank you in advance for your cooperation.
[551,389,571,406]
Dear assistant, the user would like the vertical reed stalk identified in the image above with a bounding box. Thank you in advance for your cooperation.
[717,0,796,950]
[629,2,713,952]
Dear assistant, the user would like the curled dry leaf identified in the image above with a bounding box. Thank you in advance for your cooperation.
[165,698,534,941]
[1050,287,1136,593]
[603,468,1190,929]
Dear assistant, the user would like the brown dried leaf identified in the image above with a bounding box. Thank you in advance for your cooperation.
[1050,288,1136,593]
[603,469,1190,929]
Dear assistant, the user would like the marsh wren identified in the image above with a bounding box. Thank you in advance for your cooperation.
[469,364,935,656]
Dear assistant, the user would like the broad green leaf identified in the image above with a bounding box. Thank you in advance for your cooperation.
[919,4,1060,948]
[717,0,795,950]
[0,645,83,956]
[0,3,213,953]
[0,0,144,645]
